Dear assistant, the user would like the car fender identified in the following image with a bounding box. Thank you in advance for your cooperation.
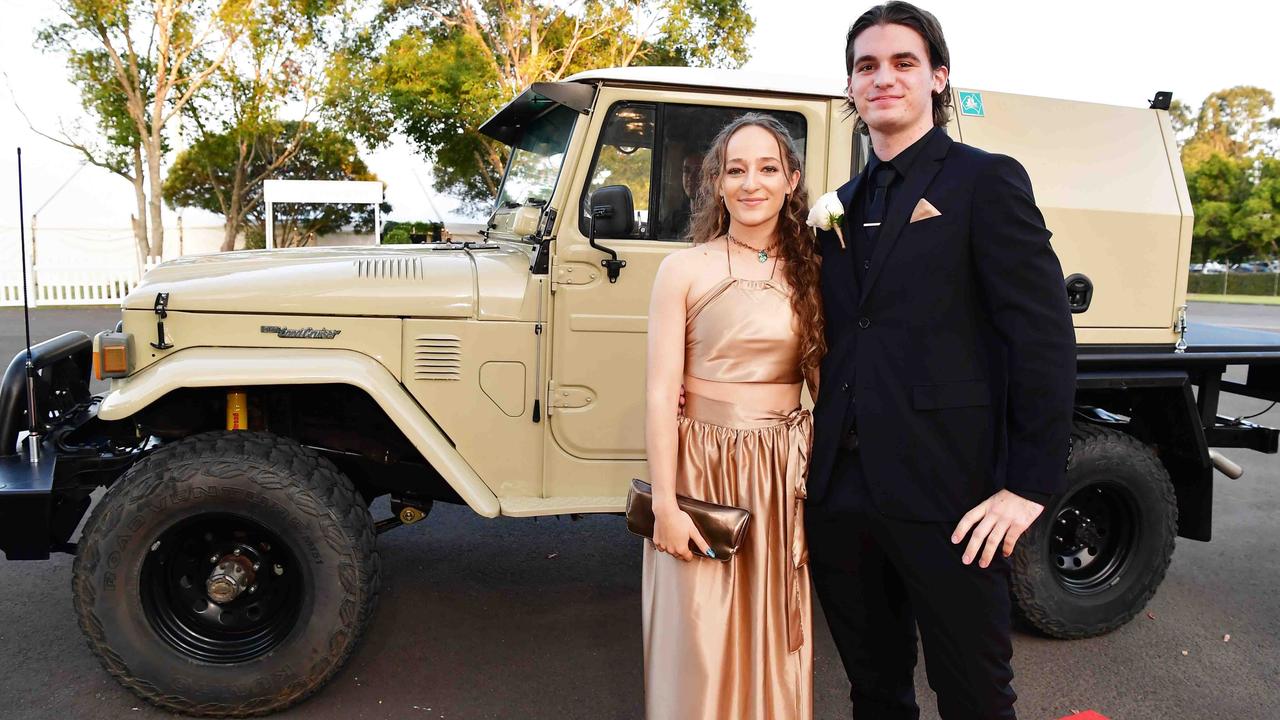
[98,347,501,517]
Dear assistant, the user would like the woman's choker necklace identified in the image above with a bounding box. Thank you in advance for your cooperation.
[727,233,777,263]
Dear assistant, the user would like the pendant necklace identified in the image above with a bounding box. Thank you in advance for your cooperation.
[727,233,777,264]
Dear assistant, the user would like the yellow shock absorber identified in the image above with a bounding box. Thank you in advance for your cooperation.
[226,391,249,431]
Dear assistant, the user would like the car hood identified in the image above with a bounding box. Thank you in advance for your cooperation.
[122,244,537,320]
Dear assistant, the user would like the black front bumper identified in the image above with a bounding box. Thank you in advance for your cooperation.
[0,333,144,560]
[0,435,63,560]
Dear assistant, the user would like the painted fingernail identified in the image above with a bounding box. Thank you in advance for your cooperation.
[707,549,716,558]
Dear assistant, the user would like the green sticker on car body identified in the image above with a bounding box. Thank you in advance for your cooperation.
[959,91,985,117]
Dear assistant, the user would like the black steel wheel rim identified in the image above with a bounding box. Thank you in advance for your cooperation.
[1049,482,1140,595]
[139,513,303,664]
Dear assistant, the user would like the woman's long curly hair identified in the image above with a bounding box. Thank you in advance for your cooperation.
[685,113,826,386]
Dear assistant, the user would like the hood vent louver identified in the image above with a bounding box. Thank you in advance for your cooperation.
[355,257,424,279]
[413,335,463,381]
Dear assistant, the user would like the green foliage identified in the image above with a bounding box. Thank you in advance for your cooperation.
[649,0,754,68]
[1180,86,1278,169]
[1178,87,1280,263]
[381,220,445,244]
[327,0,754,208]
[38,0,350,256]
[165,122,389,248]
[1188,271,1280,296]
[61,49,154,177]
[1235,158,1280,258]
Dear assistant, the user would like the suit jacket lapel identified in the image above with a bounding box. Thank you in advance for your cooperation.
[859,131,953,304]
[834,176,862,310]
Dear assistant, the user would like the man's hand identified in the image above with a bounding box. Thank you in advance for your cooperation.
[951,490,1045,568]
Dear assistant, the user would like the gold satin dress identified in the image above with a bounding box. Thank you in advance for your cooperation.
[642,270,813,720]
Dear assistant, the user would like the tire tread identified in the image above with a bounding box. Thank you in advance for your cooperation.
[1011,422,1177,639]
[72,431,380,717]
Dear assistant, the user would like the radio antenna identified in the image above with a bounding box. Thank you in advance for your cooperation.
[16,148,39,463]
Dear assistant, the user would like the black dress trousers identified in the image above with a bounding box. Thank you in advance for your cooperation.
[806,449,1017,720]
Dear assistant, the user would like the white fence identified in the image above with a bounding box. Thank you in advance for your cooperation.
[1,221,485,308]
[0,223,221,308]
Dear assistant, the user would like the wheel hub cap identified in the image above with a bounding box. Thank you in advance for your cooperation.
[206,553,256,604]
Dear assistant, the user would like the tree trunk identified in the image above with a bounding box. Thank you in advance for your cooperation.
[221,149,248,252]
[146,137,165,259]
[221,222,239,252]
[221,183,241,251]
[131,146,151,260]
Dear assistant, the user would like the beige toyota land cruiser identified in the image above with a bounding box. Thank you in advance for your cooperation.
[5,67,1280,716]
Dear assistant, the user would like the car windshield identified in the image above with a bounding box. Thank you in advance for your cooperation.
[494,104,578,216]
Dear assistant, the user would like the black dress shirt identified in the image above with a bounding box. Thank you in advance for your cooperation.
[852,127,939,285]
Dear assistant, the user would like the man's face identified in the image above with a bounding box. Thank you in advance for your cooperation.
[847,22,948,137]
[681,154,703,198]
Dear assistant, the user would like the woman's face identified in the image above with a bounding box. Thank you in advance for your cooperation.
[719,125,800,230]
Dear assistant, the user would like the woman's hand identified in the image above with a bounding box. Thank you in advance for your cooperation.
[653,504,713,562]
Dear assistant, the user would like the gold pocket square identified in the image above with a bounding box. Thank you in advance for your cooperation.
[909,198,942,223]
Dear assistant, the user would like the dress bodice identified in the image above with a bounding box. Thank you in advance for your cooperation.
[684,275,803,384]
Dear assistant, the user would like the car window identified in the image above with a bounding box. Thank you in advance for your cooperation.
[655,105,807,241]
[581,103,655,239]
[580,102,809,241]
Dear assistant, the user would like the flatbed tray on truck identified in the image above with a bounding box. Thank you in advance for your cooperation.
[1078,321,1280,370]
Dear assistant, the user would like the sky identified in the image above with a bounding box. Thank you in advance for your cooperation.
[1,0,1278,233]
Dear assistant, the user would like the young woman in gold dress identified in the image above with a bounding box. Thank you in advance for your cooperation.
[642,114,825,720]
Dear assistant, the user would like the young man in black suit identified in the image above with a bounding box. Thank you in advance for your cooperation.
[806,3,1076,718]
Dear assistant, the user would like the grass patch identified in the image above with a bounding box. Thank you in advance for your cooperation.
[1188,293,1280,305]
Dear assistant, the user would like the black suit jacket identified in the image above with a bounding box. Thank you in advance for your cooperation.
[809,130,1076,521]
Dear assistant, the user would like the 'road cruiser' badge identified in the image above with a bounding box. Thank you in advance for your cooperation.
[260,325,342,339]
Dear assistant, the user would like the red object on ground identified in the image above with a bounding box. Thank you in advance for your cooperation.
[1059,713,1110,720]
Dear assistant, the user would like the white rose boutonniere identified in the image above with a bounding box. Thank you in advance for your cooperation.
[806,191,846,249]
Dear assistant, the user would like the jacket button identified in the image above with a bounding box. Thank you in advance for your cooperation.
[858,317,871,329]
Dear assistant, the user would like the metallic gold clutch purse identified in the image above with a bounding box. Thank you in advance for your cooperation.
[625,479,751,562]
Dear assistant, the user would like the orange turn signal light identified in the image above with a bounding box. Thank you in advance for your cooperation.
[93,331,132,380]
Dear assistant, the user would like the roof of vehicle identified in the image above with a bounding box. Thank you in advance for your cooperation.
[565,67,847,99]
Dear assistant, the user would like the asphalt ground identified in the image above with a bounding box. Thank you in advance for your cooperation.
[0,304,1277,720]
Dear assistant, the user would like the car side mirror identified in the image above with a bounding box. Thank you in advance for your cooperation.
[588,185,633,283]
[589,185,635,238]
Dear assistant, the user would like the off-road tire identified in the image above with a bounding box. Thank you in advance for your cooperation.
[1011,423,1177,639]
[72,431,380,717]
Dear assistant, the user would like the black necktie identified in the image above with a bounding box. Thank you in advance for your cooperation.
[866,163,896,239]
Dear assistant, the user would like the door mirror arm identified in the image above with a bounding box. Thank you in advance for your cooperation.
[587,185,634,283]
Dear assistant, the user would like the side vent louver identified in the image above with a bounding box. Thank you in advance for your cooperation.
[413,335,462,381]
[355,257,424,279]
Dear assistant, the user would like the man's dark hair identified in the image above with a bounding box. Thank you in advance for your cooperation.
[844,2,953,133]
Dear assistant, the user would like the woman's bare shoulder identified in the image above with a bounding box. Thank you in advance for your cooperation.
[655,240,718,284]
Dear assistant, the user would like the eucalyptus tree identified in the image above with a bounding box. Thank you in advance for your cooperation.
[174,0,356,250]
[38,0,259,259]
[1176,87,1280,262]
[327,0,755,206]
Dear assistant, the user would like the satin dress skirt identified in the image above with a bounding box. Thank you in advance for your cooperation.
[642,392,813,720]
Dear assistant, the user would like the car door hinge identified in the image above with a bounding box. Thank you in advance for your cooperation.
[552,263,598,288]
[546,380,595,409]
